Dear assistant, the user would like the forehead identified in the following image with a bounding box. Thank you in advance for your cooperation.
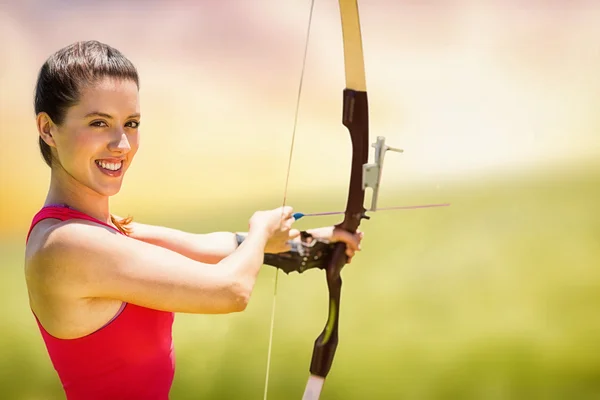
[74,77,140,115]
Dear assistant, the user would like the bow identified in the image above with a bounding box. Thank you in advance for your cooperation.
[300,1,401,398]
[262,1,402,399]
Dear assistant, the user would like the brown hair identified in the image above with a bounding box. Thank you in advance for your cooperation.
[35,41,139,234]
[111,215,134,235]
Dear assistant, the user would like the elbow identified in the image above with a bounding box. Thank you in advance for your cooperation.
[213,258,260,314]
[227,278,253,313]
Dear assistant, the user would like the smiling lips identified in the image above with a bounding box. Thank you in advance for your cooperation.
[95,159,124,177]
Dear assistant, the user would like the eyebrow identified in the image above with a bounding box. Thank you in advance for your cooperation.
[84,112,141,119]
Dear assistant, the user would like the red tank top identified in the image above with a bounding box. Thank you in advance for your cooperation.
[26,205,175,400]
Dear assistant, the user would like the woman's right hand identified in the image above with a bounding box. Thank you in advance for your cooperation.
[248,206,295,239]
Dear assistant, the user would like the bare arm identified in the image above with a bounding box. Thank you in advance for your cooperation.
[127,221,240,264]
[28,220,268,315]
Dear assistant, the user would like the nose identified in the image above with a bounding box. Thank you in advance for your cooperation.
[108,130,132,153]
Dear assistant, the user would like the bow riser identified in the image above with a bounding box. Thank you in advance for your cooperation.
[307,87,369,379]
[340,89,370,231]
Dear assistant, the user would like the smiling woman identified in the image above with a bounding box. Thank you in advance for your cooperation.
[33,42,140,234]
[24,40,363,400]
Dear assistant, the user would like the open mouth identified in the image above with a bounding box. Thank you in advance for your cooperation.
[95,160,123,174]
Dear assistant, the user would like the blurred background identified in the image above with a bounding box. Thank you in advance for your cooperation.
[1,0,599,399]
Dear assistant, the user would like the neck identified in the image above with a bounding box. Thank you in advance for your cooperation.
[45,166,112,225]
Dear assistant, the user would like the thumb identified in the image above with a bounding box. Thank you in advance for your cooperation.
[288,228,301,239]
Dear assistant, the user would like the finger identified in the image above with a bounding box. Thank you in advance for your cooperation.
[283,217,296,230]
[284,212,296,222]
[333,229,360,252]
[288,228,301,239]
[345,247,355,258]
[352,231,363,249]
[281,206,294,217]
[355,232,363,250]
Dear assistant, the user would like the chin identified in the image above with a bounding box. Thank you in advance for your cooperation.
[103,186,123,197]
[89,165,129,197]
[92,180,125,197]
[94,186,123,198]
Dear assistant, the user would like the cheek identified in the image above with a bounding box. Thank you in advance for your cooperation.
[55,130,97,164]
[128,133,140,154]
[72,131,103,160]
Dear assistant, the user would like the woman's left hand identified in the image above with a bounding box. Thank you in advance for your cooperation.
[306,226,364,263]
[265,225,364,263]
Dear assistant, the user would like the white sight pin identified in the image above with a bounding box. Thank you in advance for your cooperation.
[362,136,403,212]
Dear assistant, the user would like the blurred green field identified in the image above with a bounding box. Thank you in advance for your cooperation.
[1,167,599,400]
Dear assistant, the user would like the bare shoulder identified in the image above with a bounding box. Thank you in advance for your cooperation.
[25,219,128,337]
[25,218,124,298]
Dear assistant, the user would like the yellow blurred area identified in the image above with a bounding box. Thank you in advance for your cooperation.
[1,1,599,399]
[1,1,599,235]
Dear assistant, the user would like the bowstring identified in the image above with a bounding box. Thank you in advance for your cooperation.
[263,1,316,399]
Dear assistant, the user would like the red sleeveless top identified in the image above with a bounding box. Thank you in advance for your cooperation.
[27,205,175,400]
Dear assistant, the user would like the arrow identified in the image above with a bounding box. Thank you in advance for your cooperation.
[293,202,450,220]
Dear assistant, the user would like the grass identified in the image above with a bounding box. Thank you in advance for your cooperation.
[1,167,599,399]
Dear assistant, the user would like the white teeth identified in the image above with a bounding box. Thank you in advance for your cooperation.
[97,161,122,171]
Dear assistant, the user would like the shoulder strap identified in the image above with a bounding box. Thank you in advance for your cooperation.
[26,206,121,243]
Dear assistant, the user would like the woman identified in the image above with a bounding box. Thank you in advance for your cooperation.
[24,40,363,399]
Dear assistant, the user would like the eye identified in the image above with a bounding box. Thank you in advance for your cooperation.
[90,120,108,127]
[126,120,141,129]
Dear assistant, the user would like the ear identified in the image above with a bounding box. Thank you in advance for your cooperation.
[36,112,57,148]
